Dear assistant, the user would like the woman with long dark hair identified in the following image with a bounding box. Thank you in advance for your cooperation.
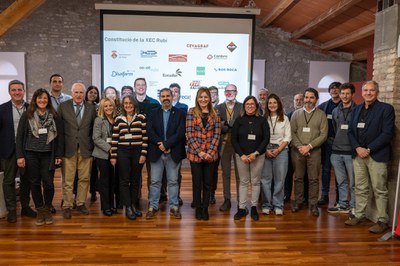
[261,94,291,216]
[16,88,62,225]
[110,95,147,220]
[186,87,221,220]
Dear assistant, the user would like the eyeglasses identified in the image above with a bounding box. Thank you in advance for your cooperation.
[225,90,237,93]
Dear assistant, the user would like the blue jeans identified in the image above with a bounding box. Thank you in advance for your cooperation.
[149,154,181,210]
[330,153,355,208]
[261,149,288,210]
[321,138,334,196]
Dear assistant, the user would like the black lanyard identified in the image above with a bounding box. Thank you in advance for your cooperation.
[303,109,315,127]
[269,115,278,135]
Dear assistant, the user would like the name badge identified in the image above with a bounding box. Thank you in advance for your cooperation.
[248,134,256,140]
[302,127,311,133]
[327,114,333,119]
[38,128,48,134]
[341,124,349,130]
[125,134,133,139]
[357,123,365,128]
[106,137,112,143]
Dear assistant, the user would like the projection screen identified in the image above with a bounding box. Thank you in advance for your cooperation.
[97,4,259,107]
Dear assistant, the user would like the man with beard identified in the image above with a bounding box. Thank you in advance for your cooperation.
[290,88,328,217]
[145,88,186,219]
[258,88,269,115]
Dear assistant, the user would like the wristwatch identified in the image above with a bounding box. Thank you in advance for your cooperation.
[253,151,260,157]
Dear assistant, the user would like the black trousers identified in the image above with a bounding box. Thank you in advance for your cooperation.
[117,146,143,206]
[96,158,115,211]
[190,161,215,208]
[25,151,54,208]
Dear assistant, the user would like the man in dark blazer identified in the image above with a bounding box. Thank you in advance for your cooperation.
[58,83,96,219]
[0,80,36,223]
[145,88,186,219]
[216,84,242,211]
[346,80,395,234]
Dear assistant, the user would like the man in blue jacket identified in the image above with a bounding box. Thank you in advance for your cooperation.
[0,80,36,223]
[145,88,186,219]
[345,81,394,234]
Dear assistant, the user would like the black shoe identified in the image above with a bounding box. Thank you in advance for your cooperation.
[195,207,202,220]
[111,208,118,214]
[291,201,302,212]
[234,208,247,220]
[125,206,136,220]
[178,196,183,206]
[209,194,216,205]
[103,209,113,216]
[90,194,97,203]
[250,206,259,221]
[219,199,231,211]
[317,195,329,206]
[21,207,37,218]
[310,204,320,217]
[7,209,17,223]
[132,205,142,217]
[202,207,209,221]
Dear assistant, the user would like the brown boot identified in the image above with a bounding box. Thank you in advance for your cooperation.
[44,206,54,225]
[35,208,45,226]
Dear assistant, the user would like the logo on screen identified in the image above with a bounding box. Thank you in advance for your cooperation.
[218,81,229,86]
[138,66,159,72]
[169,54,187,62]
[186,44,209,49]
[163,69,182,77]
[227,42,237,52]
[207,54,228,60]
[196,67,205,76]
[111,50,118,59]
[141,50,158,58]
[214,68,237,72]
[190,80,201,90]
[181,95,191,100]
[111,70,135,78]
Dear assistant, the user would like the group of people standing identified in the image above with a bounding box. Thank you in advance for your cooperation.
[0,76,394,235]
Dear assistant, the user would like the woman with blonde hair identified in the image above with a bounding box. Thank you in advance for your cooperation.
[186,87,221,220]
[92,98,116,216]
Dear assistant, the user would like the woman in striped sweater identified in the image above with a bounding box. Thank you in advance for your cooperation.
[110,95,148,220]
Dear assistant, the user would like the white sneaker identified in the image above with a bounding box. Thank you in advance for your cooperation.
[275,209,283,216]
[262,208,270,215]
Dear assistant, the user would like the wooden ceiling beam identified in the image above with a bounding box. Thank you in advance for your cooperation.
[0,0,46,37]
[291,0,363,39]
[352,50,368,61]
[320,23,375,50]
[259,0,298,27]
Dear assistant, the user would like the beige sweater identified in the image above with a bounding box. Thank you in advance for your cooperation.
[290,108,328,149]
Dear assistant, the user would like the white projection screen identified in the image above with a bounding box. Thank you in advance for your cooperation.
[96,4,259,107]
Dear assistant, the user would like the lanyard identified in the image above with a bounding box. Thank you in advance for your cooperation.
[303,109,315,127]
[269,115,278,135]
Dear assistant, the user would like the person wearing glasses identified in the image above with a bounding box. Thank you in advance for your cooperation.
[231,96,269,221]
[216,84,242,212]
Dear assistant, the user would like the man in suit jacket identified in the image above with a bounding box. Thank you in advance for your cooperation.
[145,88,186,219]
[0,80,36,223]
[216,84,243,211]
[346,80,395,234]
[58,83,96,219]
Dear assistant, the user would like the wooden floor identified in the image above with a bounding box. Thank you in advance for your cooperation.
[0,165,400,266]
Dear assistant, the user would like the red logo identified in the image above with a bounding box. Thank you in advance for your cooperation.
[227,42,237,52]
[169,54,188,62]
[111,50,118,59]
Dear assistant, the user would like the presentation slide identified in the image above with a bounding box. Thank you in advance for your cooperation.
[103,30,251,107]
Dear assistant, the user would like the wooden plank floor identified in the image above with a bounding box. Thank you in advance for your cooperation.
[1,164,400,266]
